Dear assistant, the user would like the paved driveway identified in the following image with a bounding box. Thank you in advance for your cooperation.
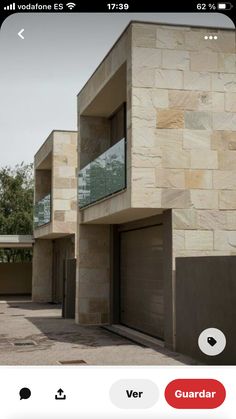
[0,297,196,365]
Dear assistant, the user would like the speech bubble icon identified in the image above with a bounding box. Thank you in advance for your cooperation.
[19,387,31,400]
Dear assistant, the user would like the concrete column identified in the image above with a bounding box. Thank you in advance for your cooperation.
[32,239,53,302]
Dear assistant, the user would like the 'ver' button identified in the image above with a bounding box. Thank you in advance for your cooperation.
[110,379,159,409]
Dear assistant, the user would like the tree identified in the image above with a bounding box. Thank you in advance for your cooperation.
[0,163,33,262]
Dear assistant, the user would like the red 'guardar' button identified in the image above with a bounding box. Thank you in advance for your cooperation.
[165,379,226,409]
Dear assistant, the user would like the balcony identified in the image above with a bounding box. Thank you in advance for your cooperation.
[34,194,51,228]
[79,138,126,208]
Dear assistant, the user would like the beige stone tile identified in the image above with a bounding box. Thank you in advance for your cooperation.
[156,28,185,49]
[190,150,218,169]
[197,92,224,112]
[132,106,156,127]
[156,168,185,188]
[132,167,156,187]
[214,230,236,250]
[162,149,190,169]
[196,210,226,230]
[54,210,65,222]
[190,149,218,169]
[162,50,190,70]
[157,109,184,129]
[213,171,236,189]
[219,191,236,209]
[211,92,225,112]
[155,129,183,148]
[53,189,76,199]
[191,190,218,209]
[173,230,185,250]
[183,71,211,91]
[218,53,236,73]
[190,52,218,72]
[132,148,162,168]
[172,209,197,229]
[169,90,198,110]
[213,112,236,131]
[150,89,169,108]
[185,170,212,189]
[212,73,236,92]
[184,30,235,54]
[132,126,156,147]
[218,151,236,170]
[185,111,212,130]
[54,221,76,234]
[65,212,77,222]
[184,30,206,51]
[211,131,236,151]
[225,93,236,112]
[210,32,236,54]
[133,47,162,68]
[185,230,213,250]
[132,188,162,207]
[132,24,156,48]
[226,212,236,230]
[53,199,71,211]
[155,69,183,89]
[56,166,76,178]
[132,88,168,108]
[161,189,191,208]
[183,130,211,149]
[133,67,155,87]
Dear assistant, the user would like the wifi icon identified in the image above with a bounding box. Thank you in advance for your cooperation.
[66,2,76,10]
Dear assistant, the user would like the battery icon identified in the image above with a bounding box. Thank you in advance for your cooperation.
[217,2,233,9]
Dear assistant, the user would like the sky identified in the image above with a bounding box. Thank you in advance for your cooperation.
[0,12,234,167]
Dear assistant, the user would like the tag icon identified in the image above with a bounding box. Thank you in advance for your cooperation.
[207,337,217,347]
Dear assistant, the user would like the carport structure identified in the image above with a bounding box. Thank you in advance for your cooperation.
[0,235,34,296]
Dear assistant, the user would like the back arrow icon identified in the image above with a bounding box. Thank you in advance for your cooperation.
[18,29,24,39]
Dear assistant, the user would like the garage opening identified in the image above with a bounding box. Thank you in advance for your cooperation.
[119,222,164,340]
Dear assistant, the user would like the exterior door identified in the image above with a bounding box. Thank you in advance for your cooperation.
[120,224,164,339]
[63,258,76,319]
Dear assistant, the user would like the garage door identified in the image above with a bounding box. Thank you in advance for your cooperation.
[120,224,164,339]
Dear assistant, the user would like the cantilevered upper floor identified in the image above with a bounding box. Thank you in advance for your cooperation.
[77,21,236,225]
[34,130,78,238]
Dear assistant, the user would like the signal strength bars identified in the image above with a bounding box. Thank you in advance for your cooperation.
[4,3,16,10]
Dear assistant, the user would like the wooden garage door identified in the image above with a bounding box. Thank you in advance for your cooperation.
[120,224,164,339]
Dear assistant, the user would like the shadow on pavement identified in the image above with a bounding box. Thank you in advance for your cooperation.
[26,315,138,348]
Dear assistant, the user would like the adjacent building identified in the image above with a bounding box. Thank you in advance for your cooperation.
[32,130,77,311]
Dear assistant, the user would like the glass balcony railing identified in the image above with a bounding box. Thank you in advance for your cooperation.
[34,193,51,228]
[79,137,126,208]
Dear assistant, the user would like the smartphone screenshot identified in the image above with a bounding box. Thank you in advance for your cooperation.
[0,0,235,417]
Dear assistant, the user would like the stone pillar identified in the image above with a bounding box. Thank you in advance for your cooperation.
[75,224,110,325]
[32,239,53,302]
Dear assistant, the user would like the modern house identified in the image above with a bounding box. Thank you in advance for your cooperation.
[32,130,77,314]
[76,21,236,353]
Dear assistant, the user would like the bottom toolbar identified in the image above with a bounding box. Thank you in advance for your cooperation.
[0,366,234,418]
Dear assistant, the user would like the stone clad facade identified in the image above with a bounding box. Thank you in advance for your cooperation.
[130,23,236,264]
[32,130,77,303]
[76,21,236,349]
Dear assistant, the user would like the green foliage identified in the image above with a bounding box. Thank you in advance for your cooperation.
[0,163,33,262]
